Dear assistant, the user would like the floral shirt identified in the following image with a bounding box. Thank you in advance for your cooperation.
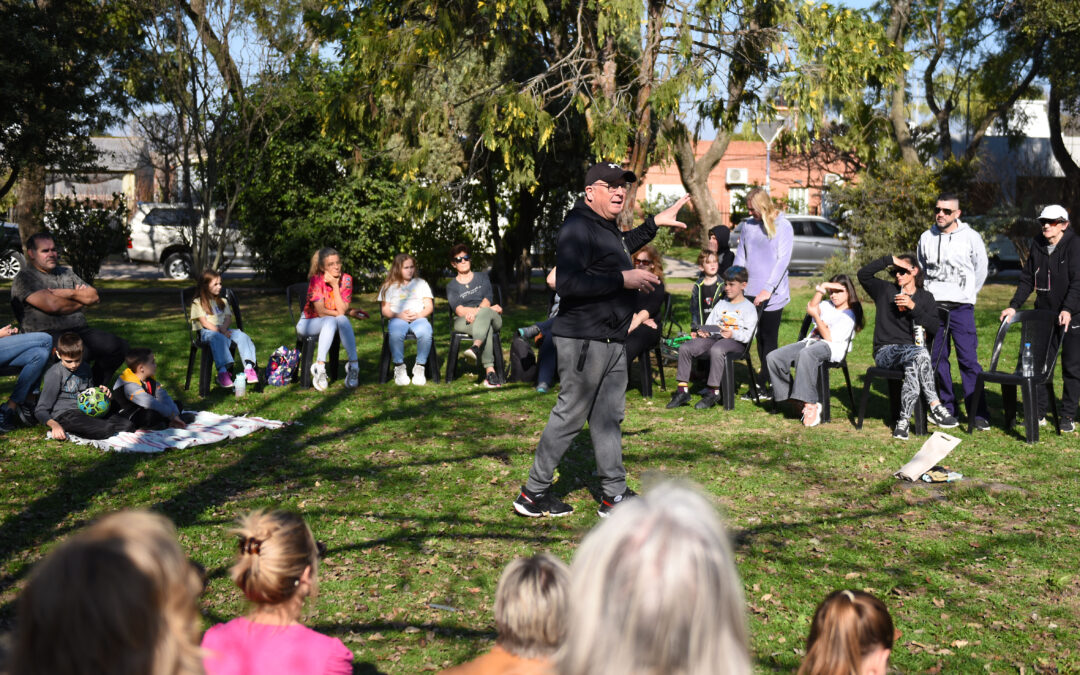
[303,273,354,319]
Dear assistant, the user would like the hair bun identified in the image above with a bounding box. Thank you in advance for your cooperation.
[239,537,262,555]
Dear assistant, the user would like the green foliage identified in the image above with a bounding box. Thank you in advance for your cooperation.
[831,162,939,264]
[46,195,130,284]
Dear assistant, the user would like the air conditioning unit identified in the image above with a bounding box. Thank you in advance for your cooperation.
[823,172,842,186]
[726,168,749,185]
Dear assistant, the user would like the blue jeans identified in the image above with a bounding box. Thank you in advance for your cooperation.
[0,332,53,404]
[199,329,257,372]
[388,317,432,365]
[296,315,358,362]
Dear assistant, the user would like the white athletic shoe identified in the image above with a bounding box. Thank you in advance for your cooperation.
[311,362,329,391]
[393,363,410,386]
[411,364,427,386]
[345,361,359,389]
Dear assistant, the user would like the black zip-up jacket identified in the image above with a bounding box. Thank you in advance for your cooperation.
[858,255,939,352]
[690,277,723,330]
[552,199,658,341]
[1008,227,1080,316]
[708,224,736,275]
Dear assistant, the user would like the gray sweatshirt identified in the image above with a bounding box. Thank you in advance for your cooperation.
[917,220,988,305]
[112,368,180,419]
[35,361,93,423]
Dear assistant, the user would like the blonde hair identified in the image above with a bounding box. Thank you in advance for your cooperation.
[231,510,319,606]
[494,553,570,659]
[746,187,780,239]
[13,510,204,675]
[632,244,664,281]
[798,590,894,675]
[308,247,340,280]
[556,481,750,675]
[380,253,417,295]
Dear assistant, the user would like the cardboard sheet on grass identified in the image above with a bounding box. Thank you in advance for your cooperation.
[894,431,962,482]
[61,411,287,453]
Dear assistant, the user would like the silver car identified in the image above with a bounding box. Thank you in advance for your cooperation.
[730,215,848,272]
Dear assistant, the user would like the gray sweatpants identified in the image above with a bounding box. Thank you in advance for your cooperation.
[675,337,745,388]
[767,340,833,404]
[526,337,627,498]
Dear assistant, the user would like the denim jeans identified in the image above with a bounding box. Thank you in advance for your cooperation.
[198,329,257,372]
[387,317,432,365]
[0,332,53,404]
[296,315,358,362]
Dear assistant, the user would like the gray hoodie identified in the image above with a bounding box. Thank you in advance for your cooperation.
[917,220,988,305]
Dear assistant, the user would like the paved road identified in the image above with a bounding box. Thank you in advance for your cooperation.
[97,262,258,280]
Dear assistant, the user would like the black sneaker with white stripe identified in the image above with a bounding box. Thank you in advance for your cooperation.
[597,488,637,518]
[928,405,959,428]
[513,487,573,517]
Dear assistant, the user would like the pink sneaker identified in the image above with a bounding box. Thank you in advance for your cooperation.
[244,366,259,384]
[216,370,234,388]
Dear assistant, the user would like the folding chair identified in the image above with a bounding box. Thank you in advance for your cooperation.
[793,313,857,424]
[377,314,441,384]
[287,282,340,388]
[968,309,1063,443]
[182,287,254,396]
[445,285,506,383]
[626,292,672,398]
[685,305,763,410]
[0,298,25,379]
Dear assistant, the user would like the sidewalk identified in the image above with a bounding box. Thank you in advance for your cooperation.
[96,262,257,280]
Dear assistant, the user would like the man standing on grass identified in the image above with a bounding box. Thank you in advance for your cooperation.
[917,192,991,429]
[513,162,688,519]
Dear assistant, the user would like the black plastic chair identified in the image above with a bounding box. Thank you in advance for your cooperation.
[856,306,951,436]
[968,309,1063,443]
[182,287,255,397]
[445,286,506,383]
[0,298,26,379]
[287,282,340,388]
[687,305,763,410]
[627,292,672,398]
[377,313,441,384]
[790,314,857,424]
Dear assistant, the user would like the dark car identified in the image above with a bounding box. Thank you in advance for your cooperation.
[1,221,24,282]
[986,235,1022,278]
[729,215,849,272]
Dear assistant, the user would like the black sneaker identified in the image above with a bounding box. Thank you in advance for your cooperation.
[741,387,772,402]
[1061,418,1076,433]
[513,487,573,517]
[893,419,910,440]
[598,488,637,518]
[666,389,691,409]
[695,391,722,409]
[0,407,16,433]
[972,416,991,431]
[484,371,502,388]
[929,405,959,428]
[518,325,541,340]
[462,346,479,363]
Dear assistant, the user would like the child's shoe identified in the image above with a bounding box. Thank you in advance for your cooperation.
[216,370,234,388]
[411,364,427,386]
[244,366,259,384]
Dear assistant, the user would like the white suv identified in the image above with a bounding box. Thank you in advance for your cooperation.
[126,203,253,279]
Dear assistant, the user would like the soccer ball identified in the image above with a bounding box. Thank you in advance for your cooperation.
[77,387,110,418]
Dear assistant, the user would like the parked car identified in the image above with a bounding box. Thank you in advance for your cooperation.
[729,215,848,272]
[1,221,24,282]
[126,203,253,280]
[986,235,1022,278]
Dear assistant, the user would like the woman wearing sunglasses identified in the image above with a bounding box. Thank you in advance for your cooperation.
[857,254,957,440]
[624,244,666,381]
[447,244,504,388]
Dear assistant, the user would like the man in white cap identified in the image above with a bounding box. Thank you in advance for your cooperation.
[1000,204,1080,432]
[513,162,689,519]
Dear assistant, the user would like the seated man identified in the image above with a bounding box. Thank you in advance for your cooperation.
[11,232,128,385]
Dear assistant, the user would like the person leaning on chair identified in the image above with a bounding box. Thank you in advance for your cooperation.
[1000,204,1080,433]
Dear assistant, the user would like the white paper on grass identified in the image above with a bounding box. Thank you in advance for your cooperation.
[894,431,961,481]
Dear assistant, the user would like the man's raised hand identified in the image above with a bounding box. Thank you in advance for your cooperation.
[654,195,692,229]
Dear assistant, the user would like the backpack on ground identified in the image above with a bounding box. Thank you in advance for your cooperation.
[264,346,299,386]
[507,335,538,383]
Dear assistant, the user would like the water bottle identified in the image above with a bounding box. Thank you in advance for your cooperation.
[913,325,926,348]
[1021,342,1034,377]
[234,370,246,398]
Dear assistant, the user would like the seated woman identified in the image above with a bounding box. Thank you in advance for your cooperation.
[297,248,368,391]
[624,244,665,375]
[798,590,894,675]
[857,254,957,439]
[12,510,204,675]
[202,509,353,675]
[0,323,52,432]
[766,275,863,427]
[377,253,434,386]
[447,244,504,388]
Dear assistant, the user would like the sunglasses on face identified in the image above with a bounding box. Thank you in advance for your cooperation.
[934,207,955,215]
[453,255,470,263]
[634,258,652,266]
[1040,219,1065,226]
[889,267,913,276]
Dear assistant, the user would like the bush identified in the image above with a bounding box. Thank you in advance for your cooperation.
[46,194,129,284]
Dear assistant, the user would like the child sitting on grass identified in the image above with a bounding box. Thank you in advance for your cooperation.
[112,347,187,431]
[35,332,132,440]
[667,266,758,410]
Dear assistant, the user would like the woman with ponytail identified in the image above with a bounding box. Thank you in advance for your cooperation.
[201,510,352,675]
[798,590,894,675]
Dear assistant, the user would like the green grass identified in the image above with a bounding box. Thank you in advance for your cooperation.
[1,279,1078,674]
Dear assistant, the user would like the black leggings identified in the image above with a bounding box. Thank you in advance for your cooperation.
[755,308,784,384]
[53,409,132,440]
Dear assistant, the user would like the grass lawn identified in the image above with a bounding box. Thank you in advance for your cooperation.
[1,277,1077,673]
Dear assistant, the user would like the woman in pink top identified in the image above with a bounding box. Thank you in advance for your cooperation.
[201,510,353,675]
[297,247,369,391]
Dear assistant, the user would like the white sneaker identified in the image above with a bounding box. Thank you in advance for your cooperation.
[411,364,427,386]
[393,363,410,386]
[311,362,328,391]
[345,361,359,389]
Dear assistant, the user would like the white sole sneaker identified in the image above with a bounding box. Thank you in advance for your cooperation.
[311,364,328,391]
[393,365,410,386]
[345,363,359,389]
[412,365,427,386]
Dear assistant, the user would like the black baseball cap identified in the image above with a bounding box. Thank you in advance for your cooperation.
[585,162,637,189]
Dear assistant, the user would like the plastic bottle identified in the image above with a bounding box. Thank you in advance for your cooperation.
[1021,342,1034,377]
[234,370,246,398]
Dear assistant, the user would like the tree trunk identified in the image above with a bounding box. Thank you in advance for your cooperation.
[1047,83,1080,216]
[885,0,920,165]
[14,163,45,247]
[672,128,731,244]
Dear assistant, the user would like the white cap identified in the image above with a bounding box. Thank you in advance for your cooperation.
[1038,204,1069,222]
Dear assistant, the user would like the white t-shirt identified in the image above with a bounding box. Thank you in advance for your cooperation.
[377,278,433,316]
[805,301,856,362]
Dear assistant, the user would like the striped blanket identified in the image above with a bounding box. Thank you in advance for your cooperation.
[62,411,287,453]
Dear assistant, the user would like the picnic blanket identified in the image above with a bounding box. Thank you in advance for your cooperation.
[59,411,287,453]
